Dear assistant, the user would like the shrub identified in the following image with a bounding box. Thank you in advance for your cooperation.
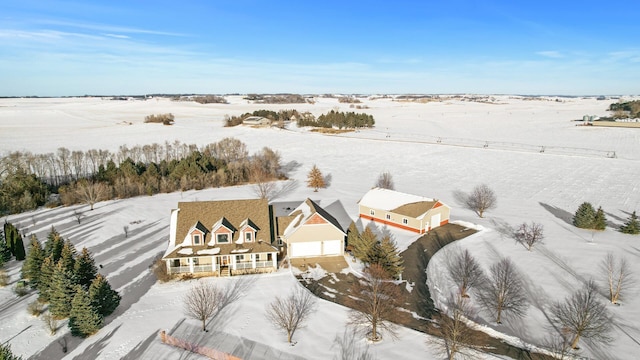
[42,312,58,335]
[0,270,8,287]
[14,281,29,296]
[180,273,194,281]
[152,258,172,282]
[28,300,44,316]
[144,113,175,125]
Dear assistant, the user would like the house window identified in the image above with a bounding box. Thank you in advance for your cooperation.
[217,233,229,243]
[255,253,261,261]
[370,209,375,216]
[385,214,391,220]
[402,218,408,225]
[193,257,199,265]
[236,255,244,262]
[193,234,201,245]
[245,232,253,242]
[277,237,283,246]
[267,253,273,261]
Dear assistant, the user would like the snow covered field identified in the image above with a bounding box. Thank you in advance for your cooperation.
[1,95,639,359]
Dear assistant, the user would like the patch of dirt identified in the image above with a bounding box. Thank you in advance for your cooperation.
[296,223,554,359]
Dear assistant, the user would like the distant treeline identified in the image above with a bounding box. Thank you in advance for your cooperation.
[609,100,640,118]
[297,110,375,129]
[0,138,283,214]
[243,94,310,104]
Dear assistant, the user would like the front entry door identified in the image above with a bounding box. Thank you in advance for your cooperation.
[221,255,229,266]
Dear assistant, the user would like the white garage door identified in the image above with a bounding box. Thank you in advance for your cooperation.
[430,213,441,230]
[290,242,322,258]
[322,240,341,255]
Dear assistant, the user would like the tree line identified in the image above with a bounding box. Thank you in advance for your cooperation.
[297,110,375,129]
[0,138,284,214]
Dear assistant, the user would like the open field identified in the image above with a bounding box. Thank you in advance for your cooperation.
[1,95,639,359]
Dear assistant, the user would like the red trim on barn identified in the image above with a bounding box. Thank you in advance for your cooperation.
[359,214,424,234]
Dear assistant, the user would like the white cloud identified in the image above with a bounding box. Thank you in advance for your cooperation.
[535,50,564,58]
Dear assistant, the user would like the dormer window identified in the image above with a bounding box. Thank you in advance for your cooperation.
[217,234,229,243]
[245,232,253,242]
[193,234,201,245]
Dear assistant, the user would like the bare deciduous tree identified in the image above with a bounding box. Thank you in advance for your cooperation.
[73,210,83,224]
[514,222,544,250]
[432,293,479,360]
[551,280,612,349]
[445,247,485,298]
[75,180,108,210]
[478,258,528,324]
[184,282,220,332]
[600,253,633,304]
[266,286,317,343]
[347,264,403,341]
[332,326,376,360]
[463,184,497,218]
[375,171,395,190]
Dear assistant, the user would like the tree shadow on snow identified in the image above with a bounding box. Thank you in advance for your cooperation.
[539,202,573,226]
[72,324,121,360]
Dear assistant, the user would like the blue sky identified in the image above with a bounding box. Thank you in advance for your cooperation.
[1,0,639,96]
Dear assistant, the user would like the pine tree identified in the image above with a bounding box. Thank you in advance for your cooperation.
[58,240,77,273]
[69,285,103,337]
[21,235,44,288]
[74,248,98,289]
[594,206,607,230]
[306,164,326,192]
[0,342,23,360]
[49,262,77,318]
[375,234,404,278]
[0,228,11,265]
[89,274,121,317]
[620,211,640,234]
[346,221,360,250]
[37,256,55,302]
[4,222,17,257]
[43,227,64,263]
[351,226,378,264]
[13,234,25,261]
[573,202,596,229]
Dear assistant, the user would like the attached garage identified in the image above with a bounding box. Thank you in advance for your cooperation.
[289,240,342,258]
[322,240,341,255]
[290,242,322,258]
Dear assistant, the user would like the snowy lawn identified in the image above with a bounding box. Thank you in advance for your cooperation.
[1,95,639,359]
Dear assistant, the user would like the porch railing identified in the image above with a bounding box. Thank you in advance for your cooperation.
[169,264,219,274]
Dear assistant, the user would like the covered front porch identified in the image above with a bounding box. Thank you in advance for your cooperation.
[167,252,277,276]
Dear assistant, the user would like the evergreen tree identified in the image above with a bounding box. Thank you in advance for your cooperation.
[37,256,55,302]
[351,226,378,265]
[58,240,77,274]
[4,222,18,257]
[13,234,25,261]
[0,228,11,265]
[69,285,103,337]
[74,248,98,289]
[306,164,326,192]
[594,206,607,230]
[21,235,44,288]
[0,342,23,360]
[49,262,77,318]
[573,202,596,229]
[89,274,121,317]
[375,234,404,278]
[43,227,64,263]
[620,211,640,235]
[346,221,360,250]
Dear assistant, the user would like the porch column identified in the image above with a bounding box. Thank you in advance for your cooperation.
[165,259,171,274]
[271,252,277,268]
[252,254,256,269]
[231,255,236,270]
[211,256,216,272]
[189,257,194,273]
